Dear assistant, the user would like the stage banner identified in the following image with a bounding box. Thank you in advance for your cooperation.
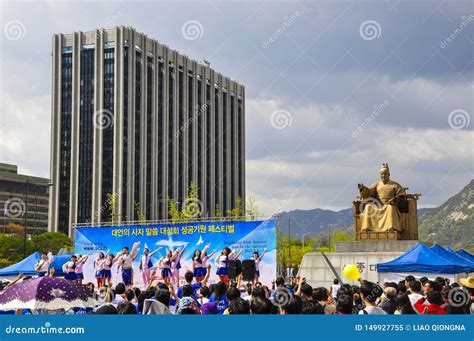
[74,220,276,287]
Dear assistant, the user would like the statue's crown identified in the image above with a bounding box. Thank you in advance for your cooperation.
[380,163,390,171]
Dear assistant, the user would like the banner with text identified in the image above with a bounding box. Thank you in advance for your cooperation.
[74,220,276,287]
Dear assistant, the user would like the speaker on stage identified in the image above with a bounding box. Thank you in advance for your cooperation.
[241,259,256,281]
[228,259,241,280]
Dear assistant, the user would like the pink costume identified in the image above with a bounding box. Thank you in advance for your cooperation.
[171,253,182,287]
[140,254,152,288]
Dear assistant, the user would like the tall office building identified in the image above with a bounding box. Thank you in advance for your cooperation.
[49,27,245,236]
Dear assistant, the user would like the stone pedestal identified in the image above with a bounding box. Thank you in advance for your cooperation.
[298,240,418,288]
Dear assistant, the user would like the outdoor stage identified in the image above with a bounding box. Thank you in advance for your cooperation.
[74,220,277,287]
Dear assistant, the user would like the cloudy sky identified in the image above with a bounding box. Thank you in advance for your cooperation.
[0,0,472,215]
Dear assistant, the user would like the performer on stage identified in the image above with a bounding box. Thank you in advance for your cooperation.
[215,247,237,284]
[63,255,78,281]
[253,248,267,284]
[114,242,140,289]
[139,246,162,289]
[102,253,117,287]
[171,244,187,288]
[75,254,89,284]
[193,244,215,283]
[34,252,54,277]
[94,252,106,288]
[158,250,173,285]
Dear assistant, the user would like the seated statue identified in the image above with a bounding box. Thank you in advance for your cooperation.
[357,163,406,232]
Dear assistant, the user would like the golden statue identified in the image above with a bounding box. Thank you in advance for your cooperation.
[353,163,420,240]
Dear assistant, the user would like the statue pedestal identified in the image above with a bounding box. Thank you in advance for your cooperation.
[299,240,417,289]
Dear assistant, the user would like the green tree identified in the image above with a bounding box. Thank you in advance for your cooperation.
[0,233,33,265]
[30,232,73,254]
[134,202,146,224]
[226,196,245,221]
[329,229,354,252]
[106,193,120,224]
[246,196,260,218]
[168,197,183,223]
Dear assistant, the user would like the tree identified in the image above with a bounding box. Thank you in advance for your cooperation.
[134,202,146,224]
[181,181,202,222]
[246,196,260,218]
[214,204,222,218]
[226,196,245,221]
[4,222,22,235]
[30,232,73,254]
[329,229,354,252]
[168,197,183,223]
[106,193,120,224]
[0,233,33,264]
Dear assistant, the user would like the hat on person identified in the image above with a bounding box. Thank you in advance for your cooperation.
[459,277,474,289]
[178,297,198,313]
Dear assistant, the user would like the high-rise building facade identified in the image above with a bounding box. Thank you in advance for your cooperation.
[49,27,245,236]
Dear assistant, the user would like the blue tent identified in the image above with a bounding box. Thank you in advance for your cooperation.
[377,243,472,274]
[431,245,474,271]
[457,249,474,263]
[0,252,73,277]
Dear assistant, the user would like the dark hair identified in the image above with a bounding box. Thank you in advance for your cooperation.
[117,302,137,314]
[95,304,118,314]
[302,300,324,314]
[156,282,169,291]
[182,285,194,297]
[409,280,422,293]
[228,298,250,314]
[184,271,194,283]
[213,281,227,298]
[124,289,135,302]
[333,279,340,285]
[281,295,303,314]
[275,277,285,287]
[397,283,407,295]
[427,280,443,292]
[336,294,353,314]
[209,284,217,295]
[250,297,273,314]
[300,283,313,297]
[223,247,231,255]
[115,283,126,295]
[360,281,383,303]
[138,289,156,313]
[200,286,210,298]
[123,246,129,251]
[419,277,428,285]
[253,251,259,256]
[155,289,171,307]
[133,287,141,298]
[192,249,202,261]
[251,286,266,300]
[225,286,241,301]
[405,275,415,283]
[337,284,353,298]
[312,287,329,302]
[426,291,443,306]
[395,294,416,314]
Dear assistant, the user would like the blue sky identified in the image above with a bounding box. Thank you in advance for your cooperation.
[0,0,472,214]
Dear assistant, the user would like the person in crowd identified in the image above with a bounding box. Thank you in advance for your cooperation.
[62,255,78,281]
[280,295,303,314]
[139,246,162,289]
[423,280,443,294]
[228,297,250,314]
[407,280,423,310]
[414,291,447,314]
[336,294,353,314]
[419,277,428,287]
[394,293,416,314]
[359,281,386,315]
[442,286,471,314]
[460,276,474,314]
[34,252,54,277]
[351,285,364,314]
[380,287,397,314]
[312,287,336,314]
[209,281,229,314]
[331,278,341,299]
[252,248,267,284]
[250,297,274,314]
[296,281,324,314]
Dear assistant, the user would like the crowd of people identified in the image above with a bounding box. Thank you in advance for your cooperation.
[1,260,473,315]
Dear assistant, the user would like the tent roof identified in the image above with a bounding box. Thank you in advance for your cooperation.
[431,244,474,271]
[0,252,73,276]
[457,249,474,263]
[377,243,472,274]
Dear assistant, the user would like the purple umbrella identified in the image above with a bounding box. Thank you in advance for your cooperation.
[0,277,97,310]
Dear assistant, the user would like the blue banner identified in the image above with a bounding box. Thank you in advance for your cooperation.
[74,220,276,287]
[0,315,472,341]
